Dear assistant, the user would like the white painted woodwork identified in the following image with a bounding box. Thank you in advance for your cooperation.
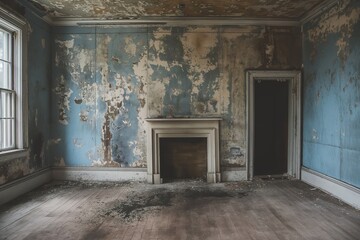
[302,167,360,210]
[246,70,302,180]
[146,118,221,184]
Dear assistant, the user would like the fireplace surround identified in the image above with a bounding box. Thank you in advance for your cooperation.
[146,118,221,184]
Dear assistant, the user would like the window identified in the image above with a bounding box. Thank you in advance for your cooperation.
[0,27,15,151]
[0,8,27,154]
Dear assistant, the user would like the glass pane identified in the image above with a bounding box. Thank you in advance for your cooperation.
[0,30,11,62]
[0,61,11,89]
[0,90,15,118]
[0,118,15,150]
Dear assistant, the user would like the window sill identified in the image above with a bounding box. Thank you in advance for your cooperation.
[0,149,29,162]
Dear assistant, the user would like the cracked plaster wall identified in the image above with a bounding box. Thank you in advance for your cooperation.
[51,25,301,170]
[303,0,360,188]
[0,2,52,185]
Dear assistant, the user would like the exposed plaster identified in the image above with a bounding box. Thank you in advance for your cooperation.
[51,25,300,169]
[307,0,360,63]
[53,75,73,125]
[29,0,325,19]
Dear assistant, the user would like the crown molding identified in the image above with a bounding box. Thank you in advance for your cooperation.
[17,0,338,27]
[43,16,301,27]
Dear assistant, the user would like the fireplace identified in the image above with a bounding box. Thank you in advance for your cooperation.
[160,137,207,181]
[146,118,221,184]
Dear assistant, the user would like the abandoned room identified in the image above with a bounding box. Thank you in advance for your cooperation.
[0,0,359,239]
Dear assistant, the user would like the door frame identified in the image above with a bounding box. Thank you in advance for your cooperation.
[246,70,301,180]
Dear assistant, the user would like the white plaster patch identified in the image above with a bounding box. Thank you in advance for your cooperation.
[125,36,137,57]
[133,53,148,160]
[78,49,92,73]
[79,110,89,122]
[81,83,97,106]
[179,30,220,115]
[148,30,174,70]
[148,80,166,117]
[50,1,65,9]
[73,138,83,148]
[336,38,347,57]
[181,31,218,73]
[55,39,74,50]
[312,129,319,141]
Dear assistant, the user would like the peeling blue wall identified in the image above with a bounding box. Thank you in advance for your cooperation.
[303,0,360,188]
[0,2,51,185]
[50,25,301,169]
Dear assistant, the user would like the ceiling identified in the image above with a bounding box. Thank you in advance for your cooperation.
[27,0,329,21]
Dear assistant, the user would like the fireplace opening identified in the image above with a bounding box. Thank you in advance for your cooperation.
[160,137,207,182]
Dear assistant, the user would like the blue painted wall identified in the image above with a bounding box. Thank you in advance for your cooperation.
[50,26,301,168]
[0,1,303,184]
[0,2,51,185]
[303,0,360,188]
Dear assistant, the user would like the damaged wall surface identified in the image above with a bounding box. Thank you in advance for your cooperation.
[51,25,301,171]
[0,2,52,185]
[28,0,325,19]
[303,0,360,188]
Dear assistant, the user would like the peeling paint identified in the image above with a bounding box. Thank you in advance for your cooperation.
[73,138,83,148]
[0,3,52,186]
[53,75,73,125]
[51,25,300,170]
[307,0,360,64]
[0,158,30,185]
[79,110,88,121]
[303,0,360,188]
[29,0,325,19]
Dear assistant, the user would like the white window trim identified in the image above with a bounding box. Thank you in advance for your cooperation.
[0,7,28,157]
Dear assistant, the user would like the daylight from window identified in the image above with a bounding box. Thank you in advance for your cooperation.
[0,28,15,151]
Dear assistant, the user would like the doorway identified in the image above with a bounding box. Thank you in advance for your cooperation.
[246,71,301,180]
[254,80,289,176]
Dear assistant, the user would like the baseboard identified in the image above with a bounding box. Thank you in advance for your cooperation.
[0,168,52,205]
[221,167,247,181]
[301,167,360,210]
[52,167,147,182]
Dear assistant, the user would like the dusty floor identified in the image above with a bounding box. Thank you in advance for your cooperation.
[0,179,359,240]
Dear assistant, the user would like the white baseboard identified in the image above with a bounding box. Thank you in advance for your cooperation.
[52,167,147,182]
[0,168,52,205]
[301,167,360,210]
[221,167,247,181]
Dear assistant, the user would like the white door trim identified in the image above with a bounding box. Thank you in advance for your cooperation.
[246,70,301,180]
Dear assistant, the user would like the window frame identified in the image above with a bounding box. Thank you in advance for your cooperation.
[0,7,28,157]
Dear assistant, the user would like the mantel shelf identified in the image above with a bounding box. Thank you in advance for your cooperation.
[145,118,222,122]
[146,117,221,184]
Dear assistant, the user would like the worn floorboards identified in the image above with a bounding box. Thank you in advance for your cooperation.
[0,180,359,240]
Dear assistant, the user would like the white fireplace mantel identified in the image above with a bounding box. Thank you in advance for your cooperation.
[146,118,221,184]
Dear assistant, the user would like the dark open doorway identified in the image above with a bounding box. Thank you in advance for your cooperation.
[254,80,289,176]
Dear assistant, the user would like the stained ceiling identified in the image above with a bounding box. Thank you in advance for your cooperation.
[28,0,329,21]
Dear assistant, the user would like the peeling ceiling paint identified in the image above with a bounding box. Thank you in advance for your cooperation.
[28,0,328,20]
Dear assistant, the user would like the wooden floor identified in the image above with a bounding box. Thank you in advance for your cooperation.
[0,180,359,240]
